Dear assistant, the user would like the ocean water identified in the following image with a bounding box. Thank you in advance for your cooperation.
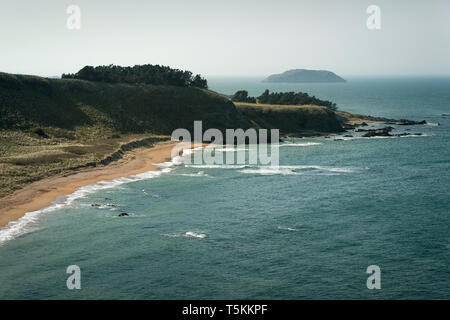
[0,77,449,299]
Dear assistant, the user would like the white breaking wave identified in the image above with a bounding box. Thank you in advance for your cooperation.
[239,165,363,176]
[211,147,247,152]
[279,142,323,147]
[178,171,209,177]
[278,226,299,232]
[162,231,207,239]
[184,231,206,239]
[186,164,248,169]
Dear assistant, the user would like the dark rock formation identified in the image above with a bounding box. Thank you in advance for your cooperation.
[362,127,394,137]
[397,119,427,125]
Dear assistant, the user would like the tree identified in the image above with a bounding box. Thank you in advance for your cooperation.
[231,90,256,103]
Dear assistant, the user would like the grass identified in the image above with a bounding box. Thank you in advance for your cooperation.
[0,129,168,198]
[234,102,344,136]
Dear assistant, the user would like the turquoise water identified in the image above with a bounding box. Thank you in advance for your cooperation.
[0,77,449,299]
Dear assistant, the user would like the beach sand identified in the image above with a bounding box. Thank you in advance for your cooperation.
[0,140,184,228]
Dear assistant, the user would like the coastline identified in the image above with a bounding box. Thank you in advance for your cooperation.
[0,140,180,228]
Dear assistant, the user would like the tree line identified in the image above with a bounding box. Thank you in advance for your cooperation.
[232,89,337,110]
[62,64,208,89]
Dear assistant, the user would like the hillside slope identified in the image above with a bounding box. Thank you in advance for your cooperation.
[0,73,250,137]
[235,102,344,136]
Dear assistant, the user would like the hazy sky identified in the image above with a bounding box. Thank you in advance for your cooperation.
[0,0,449,77]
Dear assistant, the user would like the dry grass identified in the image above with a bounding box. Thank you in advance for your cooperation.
[0,130,168,198]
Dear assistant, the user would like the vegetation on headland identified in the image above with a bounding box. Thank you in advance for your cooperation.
[235,102,343,136]
[62,64,208,89]
[232,89,337,110]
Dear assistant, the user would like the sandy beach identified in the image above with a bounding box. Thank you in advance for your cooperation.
[0,140,182,228]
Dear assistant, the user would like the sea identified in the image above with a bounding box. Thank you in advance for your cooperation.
[0,76,449,299]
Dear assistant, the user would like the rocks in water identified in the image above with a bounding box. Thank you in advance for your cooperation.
[362,126,393,137]
[393,132,422,137]
[118,213,129,217]
[91,203,118,209]
[343,135,353,137]
[397,119,427,125]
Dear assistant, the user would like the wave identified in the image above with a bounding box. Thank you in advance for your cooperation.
[186,164,248,169]
[278,226,299,232]
[279,142,323,147]
[210,147,247,152]
[0,166,178,245]
[177,171,209,177]
[184,231,206,239]
[239,165,363,176]
[162,231,206,239]
[333,133,432,141]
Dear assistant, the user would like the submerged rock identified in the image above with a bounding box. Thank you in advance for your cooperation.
[118,213,129,217]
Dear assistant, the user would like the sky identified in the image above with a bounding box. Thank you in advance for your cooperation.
[0,0,449,77]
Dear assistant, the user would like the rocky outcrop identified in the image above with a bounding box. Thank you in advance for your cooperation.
[362,127,393,137]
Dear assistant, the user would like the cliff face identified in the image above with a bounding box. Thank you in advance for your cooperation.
[263,69,346,83]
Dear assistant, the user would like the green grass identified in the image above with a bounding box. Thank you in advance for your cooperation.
[0,129,168,198]
[235,102,343,136]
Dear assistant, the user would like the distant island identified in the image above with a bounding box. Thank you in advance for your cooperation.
[262,69,346,83]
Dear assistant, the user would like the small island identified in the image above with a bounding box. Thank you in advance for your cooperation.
[262,69,346,83]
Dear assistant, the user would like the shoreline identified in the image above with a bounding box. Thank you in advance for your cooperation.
[0,140,181,228]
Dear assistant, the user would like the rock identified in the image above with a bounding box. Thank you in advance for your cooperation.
[397,119,427,125]
[118,213,129,217]
[362,126,393,137]
[359,122,368,126]
[344,135,353,137]
[91,204,101,207]
[393,132,423,137]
